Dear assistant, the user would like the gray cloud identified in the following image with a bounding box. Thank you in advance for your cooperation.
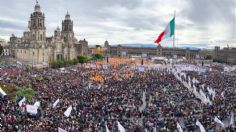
[0,0,236,48]
[0,18,27,30]
[183,0,236,25]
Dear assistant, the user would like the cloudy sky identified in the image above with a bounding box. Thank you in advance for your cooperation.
[0,0,236,48]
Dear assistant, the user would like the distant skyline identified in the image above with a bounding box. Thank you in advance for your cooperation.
[0,0,236,48]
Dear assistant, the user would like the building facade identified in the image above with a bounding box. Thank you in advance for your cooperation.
[0,39,11,56]
[214,46,236,64]
[105,41,201,59]
[9,1,88,66]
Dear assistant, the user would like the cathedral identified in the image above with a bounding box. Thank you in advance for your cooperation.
[9,1,88,66]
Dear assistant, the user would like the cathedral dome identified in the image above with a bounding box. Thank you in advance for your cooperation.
[34,0,41,12]
[56,26,60,31]
[65,12,70,20]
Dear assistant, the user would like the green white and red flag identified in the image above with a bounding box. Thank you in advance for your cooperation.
[155,17,175,44]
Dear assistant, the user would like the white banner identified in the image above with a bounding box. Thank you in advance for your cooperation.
[138,67,145,72]
[26,105,38,115]
[103,64,108,69]
[58,127,67,132]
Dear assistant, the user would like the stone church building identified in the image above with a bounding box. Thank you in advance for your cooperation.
[9,1,88,66]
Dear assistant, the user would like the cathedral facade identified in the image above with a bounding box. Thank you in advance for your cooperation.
[9,1,88,66]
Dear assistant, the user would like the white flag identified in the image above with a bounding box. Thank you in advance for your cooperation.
[106,123,110,132]
[58,127,67,132]
[176,122,183,132]
[88,82,91,89]
[98,84,101,89]
[200,90,207,104]
[230,112,234,126]
[34,101,40,108]
[117,121,125,132]
[53,99,60,108]
[193,85,197,92]
[206,96,212,105]
[64,106,72,117]
[196,120,206,132]
[18,97,26,107]
[221,91,225,99]
[214,117,225,128]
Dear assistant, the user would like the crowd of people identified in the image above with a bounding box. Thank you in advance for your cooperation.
[0,59,235,131]
[176,63,236,130]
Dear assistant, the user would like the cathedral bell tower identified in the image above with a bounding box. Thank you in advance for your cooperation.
[29,0,46,43]
[61,12,74,43]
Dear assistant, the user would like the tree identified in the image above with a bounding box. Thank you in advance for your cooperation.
[15,87,35,100]
[1,85,36,101]
[71,58,78,65]
[77,56,88,64]
[205,55,212,60]
[49,58,80,68]
[0,45,3,55]
[91,53,103,60]
[95,45,101,48]
[1,85,16,100]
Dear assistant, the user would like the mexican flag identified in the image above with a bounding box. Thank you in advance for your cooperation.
[155,17,175,44]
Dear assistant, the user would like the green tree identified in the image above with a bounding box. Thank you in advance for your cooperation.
[49,58,81,68]
[205,55,212,60]
[15,87,35,100]
[95,45,101,48]
[91,53,103,60]
[71,58,78,65]
[0,45,3,55]
[1,85,16,100]
[77,56,88,64]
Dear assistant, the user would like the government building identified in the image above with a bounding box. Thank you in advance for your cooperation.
[8,1,88,66]
[104,41,202,60]
[214,46,236,64]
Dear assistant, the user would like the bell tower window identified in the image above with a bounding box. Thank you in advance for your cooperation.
[40,34,42,40]
[32,34,35,40]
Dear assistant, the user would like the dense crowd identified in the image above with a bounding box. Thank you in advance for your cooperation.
[0,60,235,131]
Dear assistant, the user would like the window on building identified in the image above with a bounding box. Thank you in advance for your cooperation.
[33,21,36,27]
[39,19,42,27]
[40,34,42,40]
[64,37,67,42]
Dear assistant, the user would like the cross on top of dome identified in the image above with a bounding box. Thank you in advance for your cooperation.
[34,0,41,12]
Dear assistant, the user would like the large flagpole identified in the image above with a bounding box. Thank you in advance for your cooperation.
[173,11,176,58]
